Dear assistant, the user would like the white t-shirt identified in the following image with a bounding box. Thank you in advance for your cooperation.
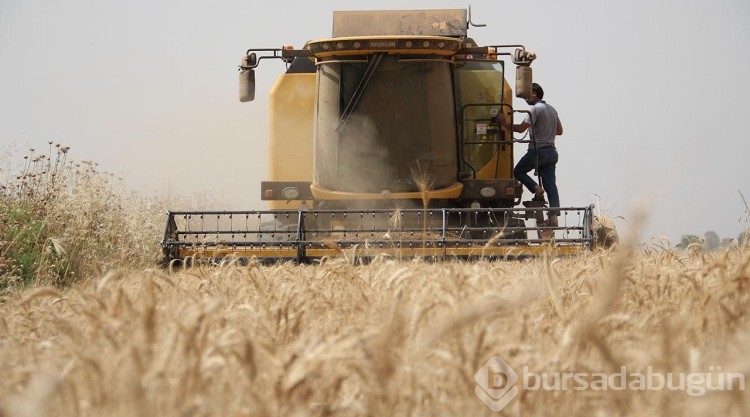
[524,100,559,150]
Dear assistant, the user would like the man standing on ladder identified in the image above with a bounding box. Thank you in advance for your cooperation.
[498,82,564,228]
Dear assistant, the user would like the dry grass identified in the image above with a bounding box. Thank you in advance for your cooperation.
[1,245,749,416]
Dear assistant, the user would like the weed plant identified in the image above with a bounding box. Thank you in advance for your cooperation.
[0,144,165,290]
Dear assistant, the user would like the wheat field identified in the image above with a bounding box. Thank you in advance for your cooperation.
[1,147,749,416]
[1,246,749,416]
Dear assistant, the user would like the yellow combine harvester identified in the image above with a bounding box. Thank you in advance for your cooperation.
[161,9,608,265]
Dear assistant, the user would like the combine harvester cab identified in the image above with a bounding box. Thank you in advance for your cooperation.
[162,9,611,265]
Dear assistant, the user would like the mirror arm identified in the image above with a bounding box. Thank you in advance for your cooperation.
[240,47,314,70]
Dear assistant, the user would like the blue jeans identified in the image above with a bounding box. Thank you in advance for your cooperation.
[514,147,560,216]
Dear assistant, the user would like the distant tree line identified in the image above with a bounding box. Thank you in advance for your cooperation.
[678,230,748,251]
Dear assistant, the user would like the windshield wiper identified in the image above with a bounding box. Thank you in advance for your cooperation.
[335,53,385,132]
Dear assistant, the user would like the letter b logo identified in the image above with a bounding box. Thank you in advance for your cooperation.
[475,356,519,412]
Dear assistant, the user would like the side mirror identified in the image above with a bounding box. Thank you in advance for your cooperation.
[239,53,257,102]
[239,69,255,102]
[515,65,532,99]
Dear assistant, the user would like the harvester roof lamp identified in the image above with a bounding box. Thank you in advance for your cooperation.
[512,48,537,66]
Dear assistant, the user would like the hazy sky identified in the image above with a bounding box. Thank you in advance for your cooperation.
[2,0,749,245]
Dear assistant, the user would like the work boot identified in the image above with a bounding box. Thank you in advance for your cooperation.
[533,185,545,200]
[548,215,558,227]
[538,227,554,241]
[537,219,554,241]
